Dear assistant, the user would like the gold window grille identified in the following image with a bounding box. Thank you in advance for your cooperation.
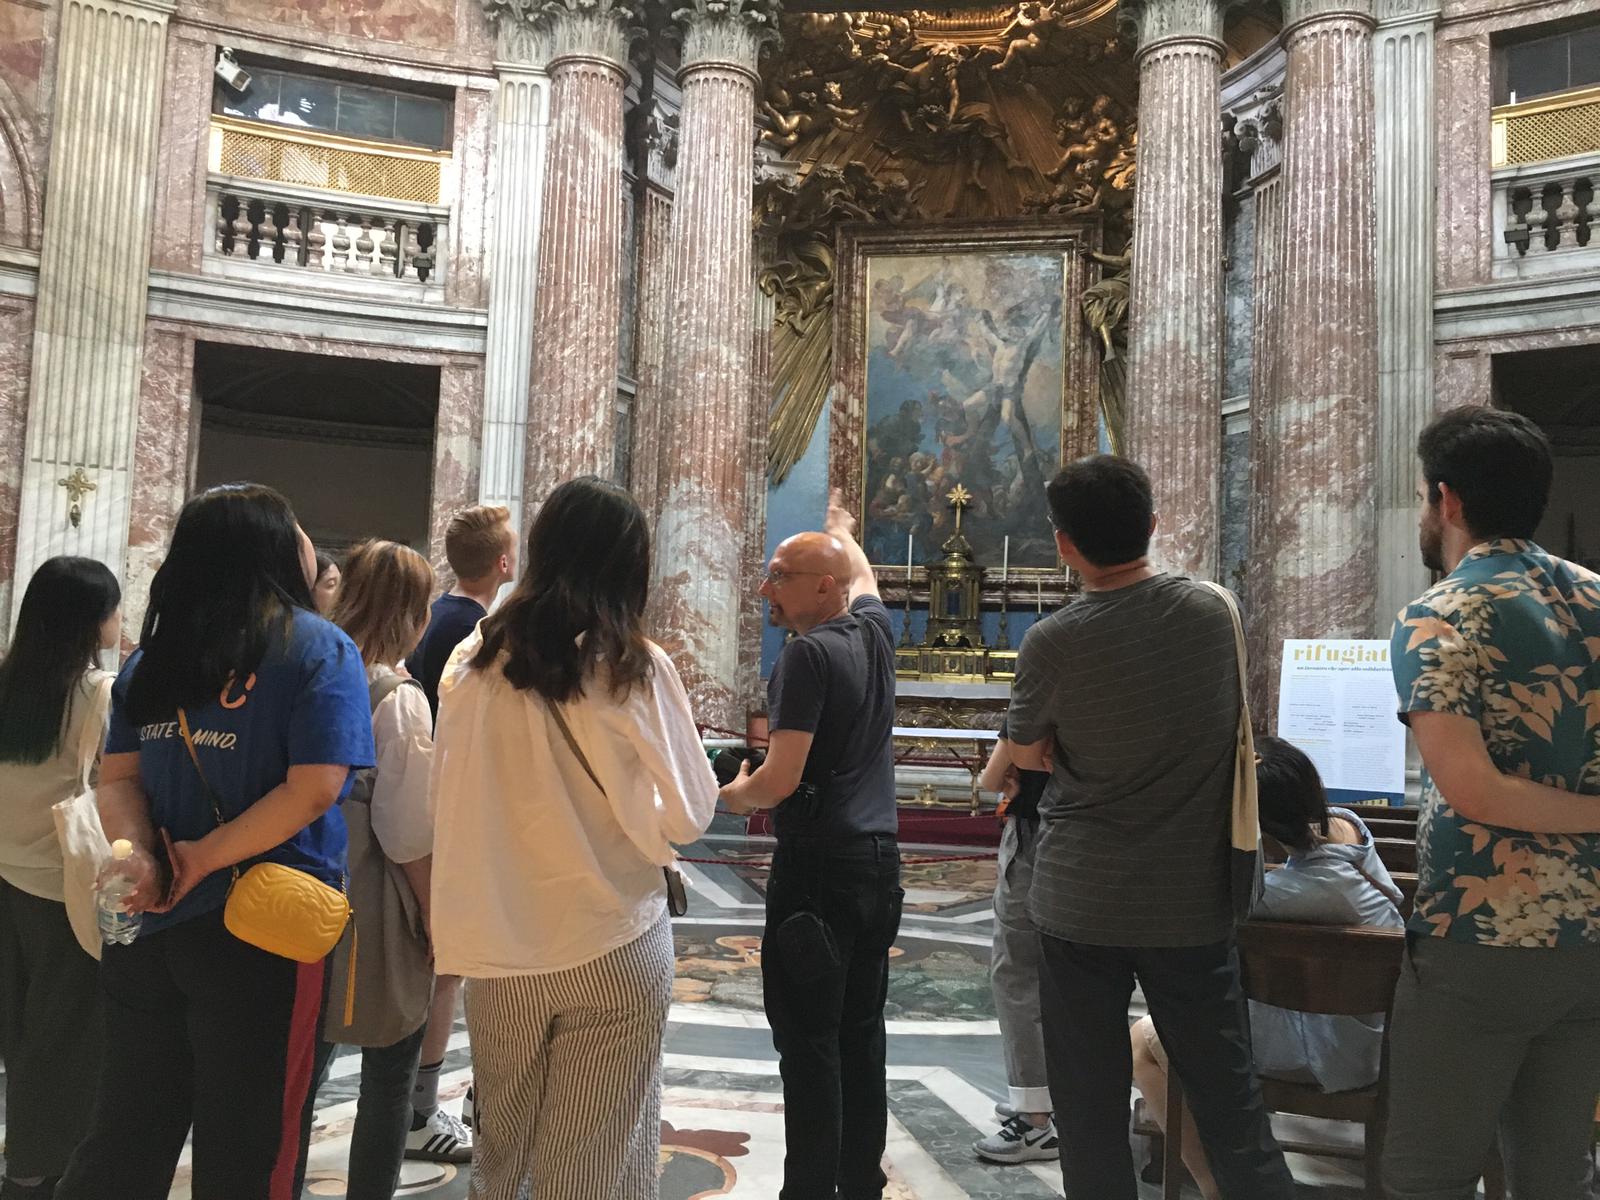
[1492,86,1600,168]
[210,117,447,205]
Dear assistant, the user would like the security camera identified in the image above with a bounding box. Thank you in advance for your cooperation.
[215,49,251,93]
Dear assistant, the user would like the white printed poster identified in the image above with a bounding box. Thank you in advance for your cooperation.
[1276,640,1407,801]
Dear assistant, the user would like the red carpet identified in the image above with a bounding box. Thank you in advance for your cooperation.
[746,805,1002,847]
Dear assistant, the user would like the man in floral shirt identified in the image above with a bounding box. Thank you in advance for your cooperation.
[1385,406,1600,1200]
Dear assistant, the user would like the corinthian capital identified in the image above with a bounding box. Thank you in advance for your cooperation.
[673,0,781,75]
[1117,0,1227,54]
[481,0,642,70]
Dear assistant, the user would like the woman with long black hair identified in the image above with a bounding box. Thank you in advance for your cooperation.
[56,483,375,1200]
[431,476,718,1200]
[0,557,121,1200]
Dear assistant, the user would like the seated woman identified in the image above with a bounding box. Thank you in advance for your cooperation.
[1130,736,1405,1200]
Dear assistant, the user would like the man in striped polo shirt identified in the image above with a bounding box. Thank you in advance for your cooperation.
[1006,455,1292,1199]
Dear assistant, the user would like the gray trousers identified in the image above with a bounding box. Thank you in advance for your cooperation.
[463,912,675,1200]
[1382,936,1600,1200]
[991,817,1051,1113]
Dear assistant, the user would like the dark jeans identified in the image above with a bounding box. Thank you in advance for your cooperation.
[0,881,103,1180]
[56,908,327,1200]
[762,833,903,1200]
[305,1026,427,1200]
[1038,934,1294,1200]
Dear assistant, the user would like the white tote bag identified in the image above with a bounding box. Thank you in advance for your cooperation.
[51,672,115,960]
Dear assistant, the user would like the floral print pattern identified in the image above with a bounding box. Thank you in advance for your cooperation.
[1391,539,1600,948]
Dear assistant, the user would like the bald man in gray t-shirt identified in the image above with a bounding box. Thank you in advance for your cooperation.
[1006,455,1292,1200]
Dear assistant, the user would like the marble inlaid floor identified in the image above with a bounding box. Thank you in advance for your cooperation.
[3,817,1445,1197]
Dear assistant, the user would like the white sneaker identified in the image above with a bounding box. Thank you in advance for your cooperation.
[993,1100,1017,1120]
[462,1084,476,1130]
[973,1115,1059,1164]
[405,1108,474,1163]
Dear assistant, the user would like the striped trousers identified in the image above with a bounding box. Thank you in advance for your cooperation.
[464,912,675,1200]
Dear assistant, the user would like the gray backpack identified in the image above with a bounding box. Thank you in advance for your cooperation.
[321,668,435,1047]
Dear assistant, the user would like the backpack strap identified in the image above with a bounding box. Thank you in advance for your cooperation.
[367,667,423,717]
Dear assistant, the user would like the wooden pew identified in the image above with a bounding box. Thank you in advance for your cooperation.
[1145,922,1505,1200]
[1374,838,1418,874]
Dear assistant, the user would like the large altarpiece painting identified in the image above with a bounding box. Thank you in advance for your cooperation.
[830,220,1101,575]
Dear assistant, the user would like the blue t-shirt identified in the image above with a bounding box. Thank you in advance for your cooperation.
[105,608,376,934]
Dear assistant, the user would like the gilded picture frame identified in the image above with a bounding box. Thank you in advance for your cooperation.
[830,219,1101,581]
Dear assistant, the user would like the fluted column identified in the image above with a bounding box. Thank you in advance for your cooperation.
[648,0,777,727]
[1261,0,1379,666]
[521,0,638,527]
[12,0,173,622]
[477,4,554,546]
[1122,0,1226,579]
[1373,0,1439,630]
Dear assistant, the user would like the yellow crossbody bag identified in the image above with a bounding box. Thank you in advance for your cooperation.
[176,709,353,969]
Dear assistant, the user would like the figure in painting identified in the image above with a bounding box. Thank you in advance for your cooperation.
[862,254,1063,567]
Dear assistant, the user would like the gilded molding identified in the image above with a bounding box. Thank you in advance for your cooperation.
[480,0,643,70]
[1117,0,1226,54]
[674,0,781,75]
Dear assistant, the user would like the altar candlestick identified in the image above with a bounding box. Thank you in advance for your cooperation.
[899,534,915,648]
[995,536,1011,650]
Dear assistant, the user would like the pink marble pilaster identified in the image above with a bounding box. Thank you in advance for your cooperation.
[445,85,494,310]
[648,0,775,728]
[1435,32,1491,290]
[0,296,36,626]
[1434,346,1491,409]
[521,0,637,527]
[1261,0,1380,670]
[1123,0,1225,579]
[148,31,212,274]
[124,322,197,640]
[429,360,485,578]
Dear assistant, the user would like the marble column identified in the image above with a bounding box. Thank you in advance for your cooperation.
[1374,0,1440,631]
[12,0,173,622]
[1261,0,1379,663]
[628,107,678,525]
[1122,0,1226,580]
[1245,173,1286,719]
[738,228,778,720]
[476,5,554,545]
[648,0,776,728]
[521,0,638,528]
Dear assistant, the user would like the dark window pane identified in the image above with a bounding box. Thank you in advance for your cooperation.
[1570,27,1600,90]
[277,74,338,133]
[216,69,282,121]
[1506,36,1572,103]
[395,95,450,149]
[336,85,398,142]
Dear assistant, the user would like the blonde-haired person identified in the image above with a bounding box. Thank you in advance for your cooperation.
[401,504,516,1157]
[309,539,442,1200]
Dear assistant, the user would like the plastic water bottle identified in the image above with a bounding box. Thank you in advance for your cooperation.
[97,839,143,946]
